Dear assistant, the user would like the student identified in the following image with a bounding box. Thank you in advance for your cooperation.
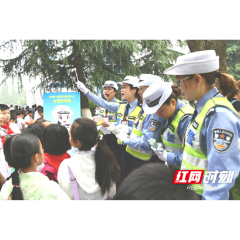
[34,105,42,122]
[164,50,240,200]
[143,82,194,169]
[0,133,70,200]
[9,112,17,124]
[24,110,34,128]
[41,124,71,182]
[115,74,166,176]
[16,109,25,132]
[23,123,46,146]
[0,172,6,191]
[38,107,44,119]
[77,76,142,182]
[114,163,198,200]
[9,105,14,111]
[0,109,11,180]
[35,118,51,127]
[58,118,120,200]
[0,104,20,134]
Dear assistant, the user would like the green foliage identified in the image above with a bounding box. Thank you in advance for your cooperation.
[88,98,98,109]
[227,40,240,81]
[0,40,186,96]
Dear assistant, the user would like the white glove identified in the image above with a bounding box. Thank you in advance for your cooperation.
[115,133,127,143]
[151,144,167,162]
[118,124,129,132]
[76,81,89,94]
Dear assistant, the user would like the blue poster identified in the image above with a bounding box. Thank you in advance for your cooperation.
[43,92,81,131]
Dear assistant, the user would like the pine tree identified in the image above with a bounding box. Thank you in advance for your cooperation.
[0,40,186,114]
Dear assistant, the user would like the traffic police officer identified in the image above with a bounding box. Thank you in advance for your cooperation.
[77,76,142,183]
[164,50,240,200]
[143,81,194,169]
[116,74,166,175]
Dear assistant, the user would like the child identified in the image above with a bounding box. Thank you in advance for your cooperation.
[24,110,33,128]
[41,124,71,182]
[0,133,70,200]
[9,112,17,124]
[0,104,20,134]
[58,118,120,200]
[38,107,44,119]
[0,109,11,181]
[16,110,25,132]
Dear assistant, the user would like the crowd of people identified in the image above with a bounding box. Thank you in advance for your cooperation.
[0,49,240,200]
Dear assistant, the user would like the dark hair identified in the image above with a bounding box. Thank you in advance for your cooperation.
[22,123,45,146]
[28,110,32,114]
[129,84,142,103]
[10,105,13,107]
[10,113,17,122]
[43,124,71,155]
[16,109,24,116]
[3,133,41,200]
[71,118,120,195]
[0,104,9,111]
[163,84,183,105]
[38,107,43,113]
[114,163,198,200]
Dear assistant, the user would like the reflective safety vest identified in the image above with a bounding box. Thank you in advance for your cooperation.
[99,99,120,122]
[117,102,142,145]
[126,113,152,160]
[162,105,194,169]
[181,97,239,195]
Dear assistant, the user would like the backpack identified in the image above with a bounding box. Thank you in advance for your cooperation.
[41,158,58,183]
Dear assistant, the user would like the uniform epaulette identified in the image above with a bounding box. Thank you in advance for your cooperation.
[206,107,215,117]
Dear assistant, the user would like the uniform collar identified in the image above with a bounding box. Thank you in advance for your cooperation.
[196,87,221,113]
[127,98,138,108]
[109,97,116,103]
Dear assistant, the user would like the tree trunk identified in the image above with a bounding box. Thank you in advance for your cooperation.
[186,40,228,73]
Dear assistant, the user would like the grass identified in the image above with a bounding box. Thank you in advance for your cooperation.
[231,175,240,200]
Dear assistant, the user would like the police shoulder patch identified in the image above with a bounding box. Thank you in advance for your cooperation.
[149,119,161,132]
[212,128,234,153]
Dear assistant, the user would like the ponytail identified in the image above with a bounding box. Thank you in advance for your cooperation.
[71,118,120,196]
[95,137,120,195]
[3,133,40,200]
[164,84,183,105]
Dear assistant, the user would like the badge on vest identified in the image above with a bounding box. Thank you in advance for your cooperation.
[149,119,161,132]
[212,128,234,153]
[128,116,136,120]
[192,121,199,129]
[100,110,104,113]
[169,124,175,132]
[117,113,123,117]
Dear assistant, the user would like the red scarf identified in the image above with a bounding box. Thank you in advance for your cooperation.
[1,122,14,135]
[44,152,70,171]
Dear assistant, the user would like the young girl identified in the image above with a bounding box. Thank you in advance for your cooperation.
[41,124,71,182]
[58,118,120,200]
[0,133,70,200]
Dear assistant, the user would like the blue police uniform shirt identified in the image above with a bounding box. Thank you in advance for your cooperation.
[99,97,117,121]
[87,91,139,127]
[124,112,165,152]
[163,99,192,167]
[186,87,240,200]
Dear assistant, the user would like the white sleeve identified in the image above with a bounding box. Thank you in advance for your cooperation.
[107,182,116,198]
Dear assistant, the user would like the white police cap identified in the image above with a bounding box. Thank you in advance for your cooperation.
[54,105,71,114]
[138,74,163,87]
[102,80,118,91]
[164,50,219,75]
[142,81,172,114]
[117,76,139,89]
